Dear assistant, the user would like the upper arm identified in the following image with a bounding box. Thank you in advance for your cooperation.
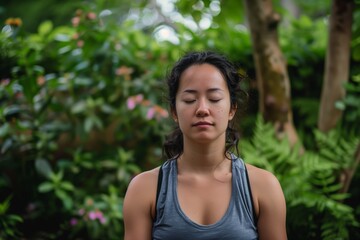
[247,165,287,240]
[123,169,158,240]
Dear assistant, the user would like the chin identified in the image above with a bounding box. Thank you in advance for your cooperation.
[192,135,219,144]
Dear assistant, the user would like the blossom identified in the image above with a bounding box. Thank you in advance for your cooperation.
[146,107,155,120]
[127,94,169,120]
[127,98,136,110]
[88,211,97,220]
[86,12,97,20]
[72,16,81,27]
[135,94,144,102]
[115,66,134,80]
[5,18,22,27]
[37,76,46,86]
[87,210,106,224]
[146,105,169,120]
[77,40,84,48]
[70,218,78,226]
[156,105,169,119]
[126,94,144,110]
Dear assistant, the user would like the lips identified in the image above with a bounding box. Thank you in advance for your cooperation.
[192,121,213,126]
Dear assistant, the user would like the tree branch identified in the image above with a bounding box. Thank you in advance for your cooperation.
[340,142,360,194]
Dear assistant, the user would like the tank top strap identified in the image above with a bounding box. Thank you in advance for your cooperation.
[231,155,257,227]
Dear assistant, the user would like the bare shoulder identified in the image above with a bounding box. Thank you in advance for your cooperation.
[245,163,282,191]
[125,167,161,205]
[245,163,287,240]
[123,167,161,217]
[123,167,161,240]
[244,163,286,213]
[126,167,160,191]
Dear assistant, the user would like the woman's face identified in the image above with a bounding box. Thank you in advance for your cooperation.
[173,63,236,144]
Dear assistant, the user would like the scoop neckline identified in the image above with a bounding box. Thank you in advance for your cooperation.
[172,158,235,230]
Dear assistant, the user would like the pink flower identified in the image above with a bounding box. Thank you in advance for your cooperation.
[88,211,97,220]
[86,12,97,20]
[95,210,106,224]
[99,217,106,224]
[147,105,169,120]
[72,17,80,27]
[127,97,136,110]
[87,210,106,224]
[77,40,84,48]
[146,107,155,120]
[126,94,144,110]
[70,218,78,226]
[135,94,144,103]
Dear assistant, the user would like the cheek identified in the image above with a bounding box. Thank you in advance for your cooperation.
[175,104,190,121]
[216,103,231,115]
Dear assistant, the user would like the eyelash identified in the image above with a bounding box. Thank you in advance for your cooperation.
[183,99,221,104]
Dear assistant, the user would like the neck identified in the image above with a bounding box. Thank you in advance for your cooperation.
[178,138,231,174]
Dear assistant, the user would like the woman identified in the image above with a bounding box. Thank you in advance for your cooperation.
[123,51,287,240]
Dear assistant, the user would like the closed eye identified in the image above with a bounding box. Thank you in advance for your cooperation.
[184,100,196,104]
[210,99,221,103]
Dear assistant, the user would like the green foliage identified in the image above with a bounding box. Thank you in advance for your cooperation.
[0,0,82,33]
[241,117,360,240]
[336,74,360,134]
[292,0,331,17]
[0,197,23,240]
[0,6,173,238]
[352,3,360,61]
[278,14,360,146]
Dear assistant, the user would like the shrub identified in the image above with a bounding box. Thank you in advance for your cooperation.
[0,8,174,238]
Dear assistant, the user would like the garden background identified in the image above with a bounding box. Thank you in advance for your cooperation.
[0,0,359,239]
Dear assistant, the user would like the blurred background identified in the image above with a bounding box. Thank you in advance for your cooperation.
[0,0,359,239]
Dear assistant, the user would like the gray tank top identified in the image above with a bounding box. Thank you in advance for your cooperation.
[152,155,258,240]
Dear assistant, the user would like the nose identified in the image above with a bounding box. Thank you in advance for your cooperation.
[195,99,210,117]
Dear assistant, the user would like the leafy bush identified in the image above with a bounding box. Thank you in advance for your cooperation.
[0,7,175,238]
[241,117,360,240]
[0,197,23,240]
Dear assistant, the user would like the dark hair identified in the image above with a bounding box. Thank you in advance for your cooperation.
[163,51,248,159]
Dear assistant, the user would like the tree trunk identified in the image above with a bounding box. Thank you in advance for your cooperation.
[317,0,357,196]
[318,0,354,132]
[243,0,300,146]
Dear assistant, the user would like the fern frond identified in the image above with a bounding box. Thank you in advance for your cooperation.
[240,115,359,239]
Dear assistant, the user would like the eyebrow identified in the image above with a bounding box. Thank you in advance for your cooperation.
[182,88,224,94]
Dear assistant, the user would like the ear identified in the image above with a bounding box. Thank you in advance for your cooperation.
[171,108,178,122]
[228,104,237,120]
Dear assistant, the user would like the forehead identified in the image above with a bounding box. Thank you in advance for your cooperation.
[178,63,228,92]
